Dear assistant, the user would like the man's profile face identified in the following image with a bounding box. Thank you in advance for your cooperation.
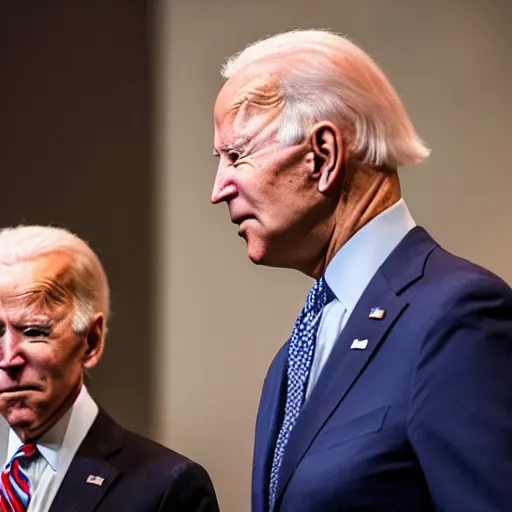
[0,254,88,438]
[211,64,322,268]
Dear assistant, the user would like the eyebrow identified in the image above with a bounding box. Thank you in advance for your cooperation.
[213,138,253,158]
[13,316,53,327]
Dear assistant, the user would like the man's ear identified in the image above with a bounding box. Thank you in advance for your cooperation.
[82,313,105,370]
[310,121,344,193]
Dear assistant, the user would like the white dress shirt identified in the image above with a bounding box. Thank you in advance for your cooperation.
[4,385,98,512]
[305,199,416,399]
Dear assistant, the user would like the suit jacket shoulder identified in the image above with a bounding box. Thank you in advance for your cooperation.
[51,409,220,512]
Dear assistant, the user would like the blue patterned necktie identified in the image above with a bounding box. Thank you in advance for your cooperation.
[268,276,335,509]
[1,443,38,511]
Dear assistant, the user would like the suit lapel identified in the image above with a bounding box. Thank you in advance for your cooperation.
[253,344,288,512]
[49,410,122,512]
[274,226,438,503]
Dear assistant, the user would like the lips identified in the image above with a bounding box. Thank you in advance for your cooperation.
[0,385,41,393]
[231,214,254,226]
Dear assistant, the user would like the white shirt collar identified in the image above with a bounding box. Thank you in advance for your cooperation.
[6,385,98,472]
[325,198,416,313]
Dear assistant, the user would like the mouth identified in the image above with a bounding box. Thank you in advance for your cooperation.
[231,215,255,226]
[0,385,42,394]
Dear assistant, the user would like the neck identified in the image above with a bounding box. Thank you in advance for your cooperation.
[306,166,401,279]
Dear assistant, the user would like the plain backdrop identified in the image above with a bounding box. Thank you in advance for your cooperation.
[3,2,511,511]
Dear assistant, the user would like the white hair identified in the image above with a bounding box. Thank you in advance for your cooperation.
[221,29,430,168]
[0,225,110,334]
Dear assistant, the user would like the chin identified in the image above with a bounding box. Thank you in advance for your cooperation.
[244,228,294,267]
[247,239,300,270]
[246,239,281,267]
[246,243,267,265]
[248,253,267,266]
[2,404,37,430]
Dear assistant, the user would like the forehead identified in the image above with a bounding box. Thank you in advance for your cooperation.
[0,253,75,313]
[214,62,283,143]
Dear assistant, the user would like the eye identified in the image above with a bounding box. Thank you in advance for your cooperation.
[23,327,50,338]
[227,150,241,163]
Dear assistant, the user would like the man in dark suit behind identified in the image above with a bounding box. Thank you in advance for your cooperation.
[0,225,219,511]
[211,29,512,511]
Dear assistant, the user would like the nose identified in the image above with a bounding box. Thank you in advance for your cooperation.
[0,330,25,372]
[211,165,238,204]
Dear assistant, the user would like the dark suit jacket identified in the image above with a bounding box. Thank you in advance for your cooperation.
[253,227,512,512]
[50,410,219,512]
[0,409,220,512]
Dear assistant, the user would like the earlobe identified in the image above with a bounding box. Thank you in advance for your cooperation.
[83,313,105,369]
[310,122,343,193]
[318,168,331,193]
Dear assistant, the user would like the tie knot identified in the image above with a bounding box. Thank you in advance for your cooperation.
[10,443,37,465]
[305,276,335,315]
[321,277,336,305]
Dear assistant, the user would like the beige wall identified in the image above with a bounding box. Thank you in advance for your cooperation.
[153,1,512,510]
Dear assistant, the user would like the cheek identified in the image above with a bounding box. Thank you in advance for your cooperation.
[264,176,311,224]
[267,152,312,195]
[241,148,314,218]
[242,170,297,211]
[25,343,83,381]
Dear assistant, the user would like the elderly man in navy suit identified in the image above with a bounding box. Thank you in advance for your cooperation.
[211,29,512,511]
[0,225,219,511]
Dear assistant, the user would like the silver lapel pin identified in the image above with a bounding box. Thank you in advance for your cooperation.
[350,338,368,350]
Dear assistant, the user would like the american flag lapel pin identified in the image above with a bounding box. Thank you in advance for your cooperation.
[369,307,386,320]
[86,475,105,487]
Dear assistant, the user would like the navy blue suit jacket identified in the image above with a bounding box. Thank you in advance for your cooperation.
[252,227,512,511]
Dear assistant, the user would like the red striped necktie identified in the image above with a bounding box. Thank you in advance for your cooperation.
[1,443,38,512]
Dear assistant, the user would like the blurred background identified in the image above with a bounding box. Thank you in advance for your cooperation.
[4,1,512,510]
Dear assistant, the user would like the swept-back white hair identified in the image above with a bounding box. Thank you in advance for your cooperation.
[0,225,110,334]
[221,29,430,168]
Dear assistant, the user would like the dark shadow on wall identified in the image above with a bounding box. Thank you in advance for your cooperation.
[2,0,154,437]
